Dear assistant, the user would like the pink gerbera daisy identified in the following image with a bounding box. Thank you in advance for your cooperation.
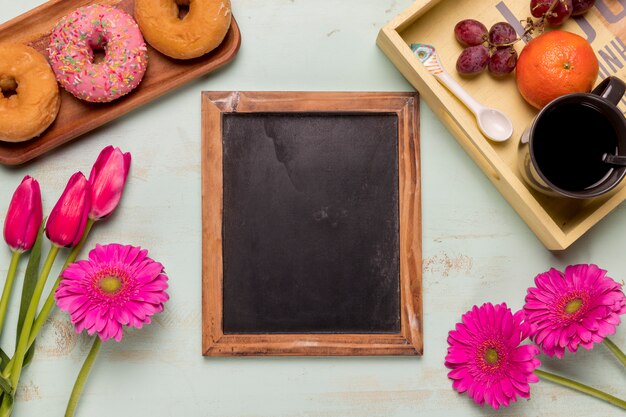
[524,264,626,358]
[445,302,541,409]
[56,243,169,342]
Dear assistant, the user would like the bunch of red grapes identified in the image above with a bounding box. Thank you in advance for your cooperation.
[454,20,518,76]
[454,0,596,77]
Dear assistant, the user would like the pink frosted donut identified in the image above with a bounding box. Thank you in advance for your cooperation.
[47,5,148,103]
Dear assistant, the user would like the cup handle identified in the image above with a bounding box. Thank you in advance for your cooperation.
[520,126,531,144]
[603,153,626,167]
[591,76,626,105]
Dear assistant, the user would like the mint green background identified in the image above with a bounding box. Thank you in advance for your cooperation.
[0,1,624,416]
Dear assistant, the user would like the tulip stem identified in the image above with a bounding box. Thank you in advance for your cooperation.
[0,394,11,417]
[604,337,626,368]
[28,218,94,350]
[0,252,21,341]
[0,246,59,416]
[0,219,94,417]
[65,337,101,417]
[8,245,59,390]
[536,369,626,410]
[1,218,95,376]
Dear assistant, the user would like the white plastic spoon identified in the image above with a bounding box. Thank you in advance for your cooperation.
[411,43,513,142]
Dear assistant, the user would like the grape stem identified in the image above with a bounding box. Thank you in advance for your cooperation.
[489,38,521,49]
[546,0,561,18]
[539,0,561,28]
[524,0,563,39]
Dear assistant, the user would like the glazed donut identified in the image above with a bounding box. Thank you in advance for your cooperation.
[0,44,60,142]
[47,5,148,103]
[134,0,231,60]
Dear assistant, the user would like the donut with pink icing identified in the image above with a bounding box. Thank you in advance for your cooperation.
[47,5,148,103]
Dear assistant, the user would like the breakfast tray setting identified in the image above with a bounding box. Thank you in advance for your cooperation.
[378,0,626,250]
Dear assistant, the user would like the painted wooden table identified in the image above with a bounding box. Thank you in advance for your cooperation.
[0,1,624,416]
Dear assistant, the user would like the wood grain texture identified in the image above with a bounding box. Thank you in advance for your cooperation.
[0,0,241,165]
[377,0,626,250]
[201,91,422,356]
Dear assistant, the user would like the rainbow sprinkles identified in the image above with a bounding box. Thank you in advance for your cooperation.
[47,4,148,103]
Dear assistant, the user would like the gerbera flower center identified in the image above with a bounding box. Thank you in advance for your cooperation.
[99,275,123,294]
[556,290,590,321]
[564,297,583,314]
[88,266,137,307]
[476,338,508,375]
[484,348,499,364]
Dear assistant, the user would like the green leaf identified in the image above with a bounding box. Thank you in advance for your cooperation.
[0,350,12,396]
[16,221,45,348]
[0,348,9,372]
[22,344,35,369]
[0,374,11,396]
[1,392,12,409]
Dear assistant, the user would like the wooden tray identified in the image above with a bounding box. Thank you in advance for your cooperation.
[0,0,241,165]
[377,0,626,250]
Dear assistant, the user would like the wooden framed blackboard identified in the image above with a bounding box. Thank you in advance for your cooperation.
[201,92,422,356]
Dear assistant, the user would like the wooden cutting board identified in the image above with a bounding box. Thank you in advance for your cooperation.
[0,0,241,165]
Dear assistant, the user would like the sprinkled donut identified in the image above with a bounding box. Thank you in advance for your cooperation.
[48,5,148,103]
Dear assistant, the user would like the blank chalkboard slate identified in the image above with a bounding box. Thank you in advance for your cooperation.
[222,112,400,334]
[202,92,422,356]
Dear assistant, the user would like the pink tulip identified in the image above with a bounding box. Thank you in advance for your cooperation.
[46,172,91,248]
[88,146,131,220]
[3,176,43,252]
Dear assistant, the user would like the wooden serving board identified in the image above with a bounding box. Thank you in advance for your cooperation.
[0,0,241,165]
[378,0,626,250]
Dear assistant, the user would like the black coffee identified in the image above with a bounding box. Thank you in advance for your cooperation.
[533,103,618,191]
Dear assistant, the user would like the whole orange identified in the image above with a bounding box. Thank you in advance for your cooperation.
[516,30,598,109]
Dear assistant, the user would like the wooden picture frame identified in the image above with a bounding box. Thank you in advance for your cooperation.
[201,92,422,356]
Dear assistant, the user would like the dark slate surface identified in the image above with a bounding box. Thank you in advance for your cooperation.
[221,112,400,334]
